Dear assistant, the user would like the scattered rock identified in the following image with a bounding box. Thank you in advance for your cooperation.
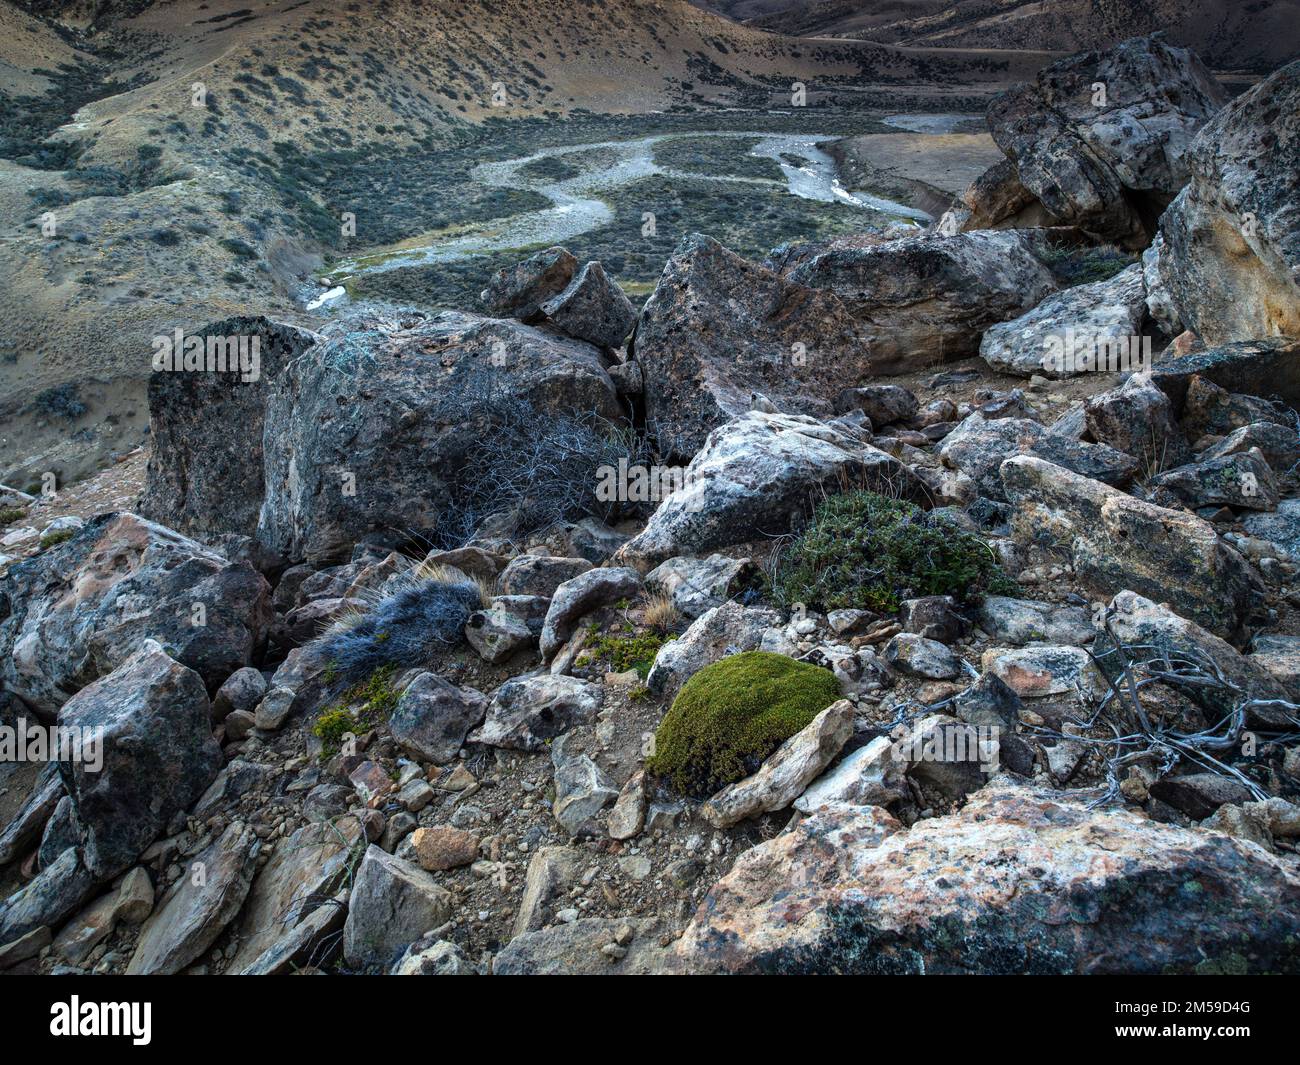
[411,826,480,872]
[1002,455,1254,637]
[388,672,488,764]
[976,596,1095,646]
[342,845,454,970]
[539,567,643,660]
[126,822,258,975]
[882,634,963,680]
[470,673,603,751]
[701,699,855,828]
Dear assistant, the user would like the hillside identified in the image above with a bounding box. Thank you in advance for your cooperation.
[0,0,1060,489]
[719,0,1300,73]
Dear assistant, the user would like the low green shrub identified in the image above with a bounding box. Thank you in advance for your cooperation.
[646,651,839,797]
[770,490,1015,614]
[312,664,400,758]
[588,627,673,679]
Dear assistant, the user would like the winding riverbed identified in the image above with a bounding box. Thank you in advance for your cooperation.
[321,129,932,285]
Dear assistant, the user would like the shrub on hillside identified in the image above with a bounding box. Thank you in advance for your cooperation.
[319,577,480,685]
[429,365,644,547]
[646,651,840,797]
[770,490,1014,614]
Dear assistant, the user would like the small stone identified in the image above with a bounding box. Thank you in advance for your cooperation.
[607,770,647,841]
[410,826,480,872]
[618,854,652,880]
[882,634,962,680]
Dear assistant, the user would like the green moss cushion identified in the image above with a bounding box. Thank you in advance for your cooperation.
[647,651,841,797]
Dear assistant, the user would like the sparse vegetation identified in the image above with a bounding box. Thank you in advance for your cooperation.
[1037,240,1135,287]
[587,625,674,678]
[31,383,87,421]
[39,528,77,550]
[312,664,401,758]
[318,578,480,684]
[771,490,1016,614]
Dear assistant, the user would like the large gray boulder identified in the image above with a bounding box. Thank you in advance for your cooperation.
[671,784,1300,974]
[1002,456,1254,637]
[780,230,1057,368]
[480,246,579,320]
[979,263,1149,377]
[937,413,1138,501]
[140,316,319,538]
[540,261,638,350]
[631,233,872,459]
[986,34,1228,247]
[1083,371,1188,466]
[257,310,621,562]
[57,641,223,881]
[1153,58,1300,343]
[615,411,925,571]
[0,512,272,717]
[633,230,1055,458]
[343,845,454,970]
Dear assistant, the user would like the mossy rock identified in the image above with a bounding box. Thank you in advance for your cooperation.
[646,651,840,798]
[771,490,1015,614]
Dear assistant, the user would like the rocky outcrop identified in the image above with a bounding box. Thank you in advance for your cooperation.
[57,641,223,881]
[779,229,1057,372]
[937,413,1138,501]
[672,785,1300,974]
[480,246,579,320]
[258,310,621,562]
[631,233,873,458]
[0,513,272,716]
[979,263,1149,377]
[615,411,924,570]
[986,34,1228,247]
[1148,338,1300,414]
[633,230,1054,457]
[1153,59,1300,342]
[140,316,320,538]
[539,261,638,350]
[1002,456,1254,636]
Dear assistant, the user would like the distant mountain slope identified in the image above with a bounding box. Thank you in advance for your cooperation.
[703,0,1300,73]
[0,0,1058,487]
